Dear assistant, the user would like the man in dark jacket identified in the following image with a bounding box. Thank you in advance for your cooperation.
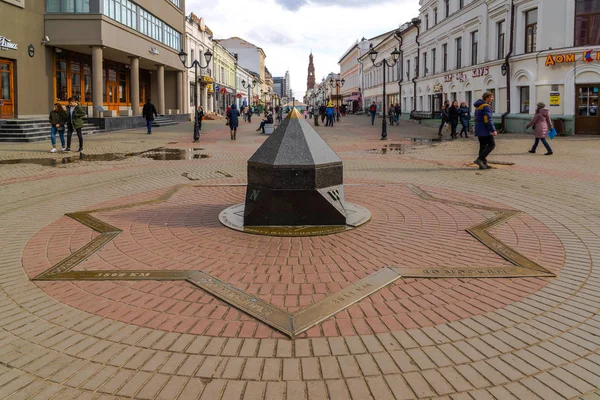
[438,100,450,138]
[458,101,471,138]
[473,92,497,169]
[66,97,86,152]
[319,104,326,123]
[369,102,377,125]
[142,99,158,134]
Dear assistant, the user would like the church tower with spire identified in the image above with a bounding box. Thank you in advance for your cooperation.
[307,52,315,90]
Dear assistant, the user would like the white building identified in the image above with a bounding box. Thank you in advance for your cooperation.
[217,37,268,93]
[402,0,599,134]
[338,38,371,113]
[235,65,252,110]
[184,13,215,114]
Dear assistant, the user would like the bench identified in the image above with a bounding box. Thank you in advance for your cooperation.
[409,111,435,121]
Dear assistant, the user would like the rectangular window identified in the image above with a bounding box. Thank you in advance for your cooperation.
[431,48,436,74]
[425,14,429,30]
[465,91,472,110]
[414,57,418,78]
[520,86,530,113]
[445,0,450,17]
[55,53,68,102]
[406,60,411,80]
[497,20,505,59]
[47,0,90,13]
[471,31,478,65]
[456,37,462,69]
[525,9,538,53]
[459,0,464,9]
[168,0,181,7]
[434,8,438,24]
[575,0,600,46]
[423,52,428,76]
[442,44,448,72]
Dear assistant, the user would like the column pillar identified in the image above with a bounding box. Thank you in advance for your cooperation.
[202,85,208,110]
[157,64,165,115]
[177,71,183,114]
[130,57,140,116]
[91,46,103,117]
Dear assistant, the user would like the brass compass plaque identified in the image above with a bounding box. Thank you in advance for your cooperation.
[31,184,556,338]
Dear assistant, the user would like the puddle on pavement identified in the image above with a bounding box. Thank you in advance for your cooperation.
[365,138,440,155]
[0,147,210,167]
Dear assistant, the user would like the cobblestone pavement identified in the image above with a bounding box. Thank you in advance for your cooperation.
[1,115,600,399]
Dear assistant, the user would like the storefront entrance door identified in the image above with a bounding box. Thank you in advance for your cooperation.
[0,60,14,119]
[107,82,119,111]
[576,85,600,134]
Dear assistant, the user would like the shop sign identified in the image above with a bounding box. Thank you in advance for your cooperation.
[206,84,213,93]
[202,76,214,83]
[545,50,600,66]
[472,66,489,77]
[549,92,560,107]
[0,36,18,51]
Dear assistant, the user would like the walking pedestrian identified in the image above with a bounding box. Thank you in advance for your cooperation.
[142,98,157,135]
[394,104,401,124]
[458,101,471,138]
[369,101,377,125]
[526,102,554,155]
[246,106,253,123]
[66,97,85,152]
[437,100,450,138]
[388,105,395,126]
[195,105,204,141]
[319,104,326,123]
[449,100,460,139]
[48,103,67,153]
[227,104,240,140]
[242,106,247,122]
[325,102,335,127]
[225,105,231,127]
[473,92,497,170]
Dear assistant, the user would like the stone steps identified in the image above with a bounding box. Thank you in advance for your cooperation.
[152,116,178,127]
[0,119,101,142]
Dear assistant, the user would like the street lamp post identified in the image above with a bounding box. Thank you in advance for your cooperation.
[178,48,213,142]
[328,78,345,121]
[368,46,401,140]
[241,78,257,110]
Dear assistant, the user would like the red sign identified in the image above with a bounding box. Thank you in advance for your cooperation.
[472,66,489,78]
[236,93,243,99]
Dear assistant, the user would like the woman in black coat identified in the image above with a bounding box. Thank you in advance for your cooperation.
[448,100,460,139]
[227,104,240,140]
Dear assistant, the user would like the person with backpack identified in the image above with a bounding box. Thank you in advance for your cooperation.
[473,92,498,169]
[48,103,67,153]
[369,101,377,125]
[66,97,86,152]
[458,101,471,138]
[526,102,554,155]
[437,100,450,138]
[142,98,158,135]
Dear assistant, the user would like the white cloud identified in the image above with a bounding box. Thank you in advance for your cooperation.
[187,0,420,97]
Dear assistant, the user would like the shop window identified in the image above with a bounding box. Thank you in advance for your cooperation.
[119,72,127,103]
[455,37,462,69]
[575,0,600,46]
[525,9,537,53]
[486,88,495,110]
[520,87,530,113]
[497,20,505,59]
[465,91,472,109]
[83,60,92,103]
[55,53,68,102]
[471,31,478,65]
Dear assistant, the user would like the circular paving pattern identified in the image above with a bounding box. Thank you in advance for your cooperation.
[22,183,563,339]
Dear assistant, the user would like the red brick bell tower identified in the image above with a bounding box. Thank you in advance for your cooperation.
[307,52,315,90]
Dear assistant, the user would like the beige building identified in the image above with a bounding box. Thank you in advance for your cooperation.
[1,0,186,120]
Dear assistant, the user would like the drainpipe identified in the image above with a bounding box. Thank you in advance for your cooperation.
[395,30,404,110]
[411,18,422,113]
[501,0,515,132]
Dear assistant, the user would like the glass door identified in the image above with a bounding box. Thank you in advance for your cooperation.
[0,60,14,119]
[107,82,119,111]
[576,85,600,134]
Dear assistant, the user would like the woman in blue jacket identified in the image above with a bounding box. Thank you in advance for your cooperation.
[227,104,240,140]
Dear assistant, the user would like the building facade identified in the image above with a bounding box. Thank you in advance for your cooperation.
[403,0,599,134]
[1,0,187,120]
[235,65,251,109]
[184,13,214,115]
[217,37,267,93]
[212,42,236,115]
[338,38,372,112]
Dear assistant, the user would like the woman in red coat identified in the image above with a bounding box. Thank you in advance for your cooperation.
[526,102,553,155]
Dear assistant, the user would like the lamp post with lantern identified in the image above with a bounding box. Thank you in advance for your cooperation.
[368,46,401,140]
[328,77,345,121]
[241,78,257,111]
[178,48,213,142]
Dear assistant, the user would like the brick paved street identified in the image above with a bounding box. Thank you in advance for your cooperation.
[1,115,600,399]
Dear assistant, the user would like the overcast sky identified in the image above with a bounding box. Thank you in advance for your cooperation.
[187,0,421,97]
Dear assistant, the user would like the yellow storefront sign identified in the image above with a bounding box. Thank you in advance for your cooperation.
[545,51,600,66]
[549,92,560,107]
[202,76,214,83]
[206,84,213,93]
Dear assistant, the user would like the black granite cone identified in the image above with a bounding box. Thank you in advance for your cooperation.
[244,108,347,226]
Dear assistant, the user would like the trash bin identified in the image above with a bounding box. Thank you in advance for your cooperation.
[264,123,274,135]
[553,118,565,134]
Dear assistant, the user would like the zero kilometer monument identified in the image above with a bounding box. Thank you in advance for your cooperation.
[219,108,371,236]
